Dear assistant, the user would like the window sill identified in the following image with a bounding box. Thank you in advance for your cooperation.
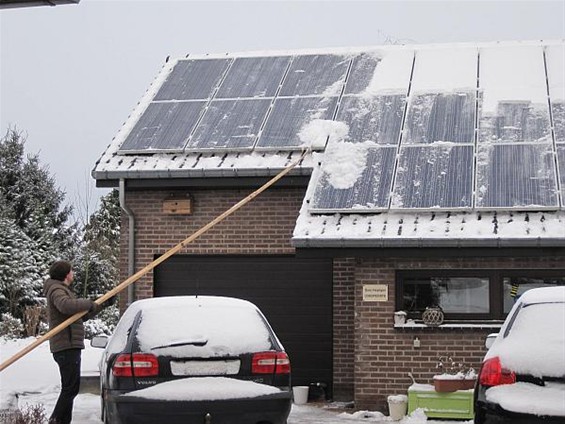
[394,321,504,330]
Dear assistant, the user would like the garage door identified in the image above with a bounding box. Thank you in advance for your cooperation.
[154,255,333,392]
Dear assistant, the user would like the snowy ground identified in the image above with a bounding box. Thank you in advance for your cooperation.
[0,338,472,424]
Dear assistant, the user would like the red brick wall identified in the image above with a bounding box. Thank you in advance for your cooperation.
[119,187,305,299]
[353,256,565,411]
[333,257,356,400]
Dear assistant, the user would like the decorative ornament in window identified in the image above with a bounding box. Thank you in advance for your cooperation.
[422,306,444,326]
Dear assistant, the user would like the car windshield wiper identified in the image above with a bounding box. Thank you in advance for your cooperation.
[151,339,208,350]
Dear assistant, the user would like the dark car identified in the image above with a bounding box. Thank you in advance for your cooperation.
[91,296,292,424]
[474,286,565,424]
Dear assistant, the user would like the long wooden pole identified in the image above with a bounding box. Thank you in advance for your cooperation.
[0,149,308,372]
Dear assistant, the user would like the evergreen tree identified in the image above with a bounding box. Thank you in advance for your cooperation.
[0,129,76,321]
[0,218,42,317]
[73,189,120,299]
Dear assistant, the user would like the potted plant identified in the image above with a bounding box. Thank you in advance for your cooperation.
[433,356,477,392]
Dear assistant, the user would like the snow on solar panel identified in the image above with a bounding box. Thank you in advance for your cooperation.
[187,99,271,151]
[334,95,405,145]
[558,145,565,200]
[545,45,565,144]
[476,143,558,208]
[403,92,476,144]
[215,56,291,99]
[343,53,381,95]
[256,96,338,150]
[478,45,551,144]
[310,145,396,211]
[154,59,231,101]
[279,54,350,96]
[391,144,473,209]
[118,102,207,153]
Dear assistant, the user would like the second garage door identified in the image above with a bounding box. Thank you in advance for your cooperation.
[154,255,333,393]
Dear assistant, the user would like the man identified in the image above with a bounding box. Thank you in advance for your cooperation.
[43,260,103,424]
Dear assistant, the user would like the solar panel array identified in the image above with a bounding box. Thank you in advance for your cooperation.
[310,43,565,212]
[117,43,564,212]
[118,54,352,154]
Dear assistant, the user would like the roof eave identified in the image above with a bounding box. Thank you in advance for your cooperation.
[291,237,565,249]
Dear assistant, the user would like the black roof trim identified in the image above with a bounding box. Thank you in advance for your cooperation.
[96,175,311,190]
[295,246,565,259]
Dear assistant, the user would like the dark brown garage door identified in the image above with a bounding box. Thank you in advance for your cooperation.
[154,255,333,393]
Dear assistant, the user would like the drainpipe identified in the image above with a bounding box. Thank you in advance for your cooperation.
[119,179,135,306]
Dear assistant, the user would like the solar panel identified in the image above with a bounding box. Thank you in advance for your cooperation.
[475,143,558,208]
[391,145,473,209]
[558,145,565,200]
[187,99,272,151]
[118,102,206,153]
[279,54,350,96]
[215,56,291,99]
[478,46,551,144]
[403,92,476,144]
[343,53,381,95]
[335,95,405,145]
[154,59,231,101]
[256,96,338,149]
[546,45,565,143]
[412,46,477,91]
[310,145,396,211]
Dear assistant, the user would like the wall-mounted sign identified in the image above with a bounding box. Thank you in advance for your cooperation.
[363,284,388,302]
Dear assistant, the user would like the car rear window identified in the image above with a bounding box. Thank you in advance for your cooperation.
[136,304,272,357]
[495,302,565,377]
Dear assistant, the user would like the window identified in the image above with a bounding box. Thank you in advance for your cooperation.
[397,270,565,321]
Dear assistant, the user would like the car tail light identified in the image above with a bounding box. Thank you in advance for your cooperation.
[252,351,291,374]
[479,357,516,387]
[112,353,159,377]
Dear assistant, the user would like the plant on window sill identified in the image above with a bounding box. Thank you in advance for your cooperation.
[433,355,477,392]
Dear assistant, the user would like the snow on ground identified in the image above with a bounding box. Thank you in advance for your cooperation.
[1,337,472,424]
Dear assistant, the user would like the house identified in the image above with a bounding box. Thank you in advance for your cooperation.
[93,40,565,410]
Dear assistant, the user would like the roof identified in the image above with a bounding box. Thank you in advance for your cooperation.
[0,0,79,8]
[93,40,565,248]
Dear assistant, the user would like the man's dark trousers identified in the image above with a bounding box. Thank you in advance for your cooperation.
[50,348,81,424]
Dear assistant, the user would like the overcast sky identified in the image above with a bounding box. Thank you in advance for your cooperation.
[1,0,564,216]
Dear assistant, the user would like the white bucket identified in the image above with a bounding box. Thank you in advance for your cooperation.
[292,386,309,405]
[387,394,408,421]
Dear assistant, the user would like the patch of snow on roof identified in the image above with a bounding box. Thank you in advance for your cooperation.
[321,141,375,189]
[124,377,282,401]
[362,49,413,96]
[298,120,349,151]
[412,46,477,91]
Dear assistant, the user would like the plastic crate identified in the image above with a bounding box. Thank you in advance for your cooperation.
[408,387,474,420]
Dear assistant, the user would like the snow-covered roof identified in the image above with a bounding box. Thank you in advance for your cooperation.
[93,40,565,247]
[292,209,565,248]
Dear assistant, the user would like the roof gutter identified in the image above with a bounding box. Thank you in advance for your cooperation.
[292,237,565,249]
[119,179,135,306]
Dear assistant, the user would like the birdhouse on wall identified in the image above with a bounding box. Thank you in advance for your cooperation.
[162,194,192,215]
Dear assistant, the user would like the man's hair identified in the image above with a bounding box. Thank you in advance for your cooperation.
[49,260,72,281]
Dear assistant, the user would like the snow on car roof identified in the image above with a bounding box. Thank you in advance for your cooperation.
[486,287,565,378]
[518,286,565,305]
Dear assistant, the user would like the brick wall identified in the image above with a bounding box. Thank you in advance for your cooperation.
[333,257,356,400]
[353,256,565,411]
[119,187,305,299]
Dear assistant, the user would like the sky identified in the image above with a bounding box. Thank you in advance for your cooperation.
[1,0,564,217]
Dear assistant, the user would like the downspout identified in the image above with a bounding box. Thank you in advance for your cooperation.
[119,179,135,306]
